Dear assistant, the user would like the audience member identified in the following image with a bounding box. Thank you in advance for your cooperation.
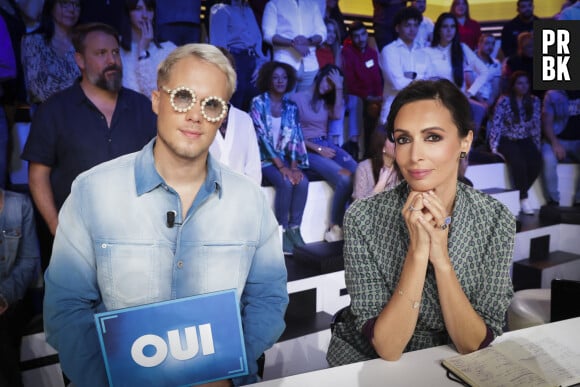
[210,0,267,111]
[372,0,405,52]
[341,21,383,159]
[21,23,157,270]
[262,0,326,92]
[0,13,15,189]
[558,0,580,20]
[292,64,356,242]
[424,13,489,139]
[450,0,480,51]
[155,0,201,45]
[318,17,345,146]
[411,0,433,48]
[502,31,542,100]
[489,71,541,215]
[208,48,261,186]
[317,18,342,69]
[43,43,288,386]
[211,101,262,186]
[352,128,399,200]
[21,0,81,105]
[120,0,176,100]
[500,0,537,59]
[474,33,501,109]
[78,0,124,34]
[379,6,432,126]
[541,89,580,207]
[326,78,515,366]
[0,188,41,386]
[251,61,309,254]
[324,0,347,44]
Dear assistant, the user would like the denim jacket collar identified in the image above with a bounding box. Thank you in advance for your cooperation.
[134,138,223,199]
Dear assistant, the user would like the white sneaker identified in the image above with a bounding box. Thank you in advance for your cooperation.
[324,225,344,242]
[520,199,534,215]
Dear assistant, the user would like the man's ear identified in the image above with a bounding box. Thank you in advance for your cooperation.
[74,52,84,72]
[151,89,160,115]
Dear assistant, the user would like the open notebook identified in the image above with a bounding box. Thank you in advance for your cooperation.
[442,336,580,387]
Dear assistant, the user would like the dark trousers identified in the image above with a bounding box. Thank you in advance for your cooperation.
[0,301,33,387]
[230,51,260,111]
[498,136,542,199]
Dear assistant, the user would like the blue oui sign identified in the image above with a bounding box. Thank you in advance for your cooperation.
[95,290,248,386]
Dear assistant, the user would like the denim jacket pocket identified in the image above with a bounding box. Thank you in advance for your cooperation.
[95,240,172,310]
[197,243,256,295]
[0,229,22,278]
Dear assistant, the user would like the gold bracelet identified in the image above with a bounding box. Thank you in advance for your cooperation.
[397,289,421,309]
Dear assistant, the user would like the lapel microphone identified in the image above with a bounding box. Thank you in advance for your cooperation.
[166,211,177,228]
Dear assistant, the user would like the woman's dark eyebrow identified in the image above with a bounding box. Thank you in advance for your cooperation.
[393,127,446,134]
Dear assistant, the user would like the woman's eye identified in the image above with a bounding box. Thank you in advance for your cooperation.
[426,134,442,142]
[395,136,409,144]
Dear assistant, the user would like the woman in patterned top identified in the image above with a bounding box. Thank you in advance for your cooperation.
[250,61,309,255]
[21,0,81,105]
[489,70,541,215]
[327,78,515,366]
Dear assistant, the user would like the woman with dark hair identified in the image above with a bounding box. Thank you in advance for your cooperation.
[326,78,514,366]
[489,70,541,215]
[352,129,399,200]
[119,0,176,99]
[250,61,309,254]
[424,12,489,138]
[450,0,481,50]
[21,0,81,104]
[291,64,357,242]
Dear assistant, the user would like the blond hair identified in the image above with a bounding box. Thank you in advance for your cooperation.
[157,43,237,99]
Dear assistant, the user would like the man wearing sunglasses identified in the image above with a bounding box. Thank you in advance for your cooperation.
[43,44,288,386]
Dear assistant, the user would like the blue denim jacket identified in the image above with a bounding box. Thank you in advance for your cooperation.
[0,189,40,305]
[43,139,288,386]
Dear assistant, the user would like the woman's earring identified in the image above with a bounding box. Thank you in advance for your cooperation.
[459,151,466,159]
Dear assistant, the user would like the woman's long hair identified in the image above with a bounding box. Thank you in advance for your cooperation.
[39,0,80,43]
[311,64,344,110]
[508,70,533,124]
[120,0,161,51]
[369,128,389,183]
[323,18,341,63]
[431,13,464,88]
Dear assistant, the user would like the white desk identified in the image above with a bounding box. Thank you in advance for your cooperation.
[250,317,580,387]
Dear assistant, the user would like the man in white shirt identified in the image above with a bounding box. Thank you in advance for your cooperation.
[474,33,501,108]
[209,105,262,185]
[411,0,434,48]
[262,0,326,91]
[379,6,432,125]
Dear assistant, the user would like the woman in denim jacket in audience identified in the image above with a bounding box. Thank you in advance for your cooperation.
[0,189,41,386]
[251,61,309,255]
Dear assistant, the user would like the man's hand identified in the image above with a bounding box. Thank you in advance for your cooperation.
[551,140,567,161]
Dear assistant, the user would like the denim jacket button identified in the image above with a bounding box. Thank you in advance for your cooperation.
[177,261,184,269]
